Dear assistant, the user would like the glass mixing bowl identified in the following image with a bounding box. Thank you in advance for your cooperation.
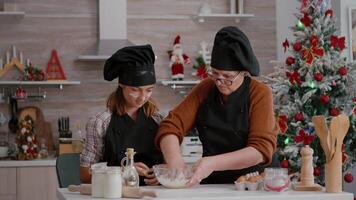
[152,164,193,189]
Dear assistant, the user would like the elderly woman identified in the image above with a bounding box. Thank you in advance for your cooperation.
[155,26,279,186]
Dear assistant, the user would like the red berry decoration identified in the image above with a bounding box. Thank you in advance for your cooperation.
[293,42,302,51]
[320,94,330,104]
[286,56,295,66]
[314,72,323,82]
[338,67,348,76]
[344,173,354,183]
[329,108,340,116]
[325,9,333,17]
[313,167,321,176]
[295,112,304,121]
[281,160,289,168]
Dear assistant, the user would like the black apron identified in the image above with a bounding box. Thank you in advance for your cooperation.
[196,77,264,184]
[102,108,163,185]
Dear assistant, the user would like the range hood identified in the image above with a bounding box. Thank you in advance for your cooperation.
[77,0,133,61]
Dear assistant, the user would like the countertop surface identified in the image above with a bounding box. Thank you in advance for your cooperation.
[0,158,56,167]
[57,184,354,200]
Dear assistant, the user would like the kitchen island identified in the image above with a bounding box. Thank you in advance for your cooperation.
[57,184,353,200]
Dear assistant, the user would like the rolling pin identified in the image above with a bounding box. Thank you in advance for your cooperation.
[68,184,157,198]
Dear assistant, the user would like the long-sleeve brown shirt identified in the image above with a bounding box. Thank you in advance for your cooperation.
[155,78,279,165]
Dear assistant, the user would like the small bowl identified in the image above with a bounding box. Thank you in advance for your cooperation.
[152,164,193,189]
[246,181,259,191]
[234,181,246,191]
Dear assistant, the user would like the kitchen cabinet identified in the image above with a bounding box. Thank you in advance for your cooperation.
[0,168,16,200]
[0,159,58,200]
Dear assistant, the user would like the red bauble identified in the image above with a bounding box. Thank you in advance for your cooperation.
[281,160,289,168]
[286,56,295,66]
[329,108,340,116]
[325,9,333,17]
[320,94,330,104]
[353,96,356,103]
[338,67,348,76]
[314,72,323,82]
[295,112,304,121]
[314,167,321,176]
[344,173,354,183]
[342,153,347,163]
[293,42,302,52]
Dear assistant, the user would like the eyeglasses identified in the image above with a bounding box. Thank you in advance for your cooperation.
[206,68,241,86]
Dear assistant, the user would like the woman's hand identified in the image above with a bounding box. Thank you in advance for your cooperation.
[186,156,217,187]
[134,162,160,186]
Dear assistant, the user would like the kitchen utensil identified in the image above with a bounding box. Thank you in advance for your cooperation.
[333,115,349,154]
[122,186,157,198]
[8,97,18,133]
[312,116,332,162]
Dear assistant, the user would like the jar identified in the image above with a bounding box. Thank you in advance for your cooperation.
[103,167,122,198]
[263,168,289,192]
[91,168,106,197]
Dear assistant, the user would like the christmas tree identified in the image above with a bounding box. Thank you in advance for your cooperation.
[16,115,39,160]
[265,0,356,184]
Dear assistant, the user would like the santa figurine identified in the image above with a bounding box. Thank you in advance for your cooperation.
[169,35,190,80]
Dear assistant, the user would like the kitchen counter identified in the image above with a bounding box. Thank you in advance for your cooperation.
[57,184,354,200]
[0,158,56,167]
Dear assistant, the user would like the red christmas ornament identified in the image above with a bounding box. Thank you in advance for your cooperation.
[338,66,348,76]
[314,72,323,81]
[300,13,311,27]
[295,129,314,145]
[286,70,302,85]
[281,160,289,168]
[301,35,324,64]
[314,167,321,176]
[286,56,295,66]
[344,173,354,183]
[325,9,333,17]
[329,108,340,116]
[283,39,289,52]
[278,115,288,134]
[293,42,302,52]
[353,96,356,103]
[295,112,304,121]
[320,94,330,104]
[330,35,346,51]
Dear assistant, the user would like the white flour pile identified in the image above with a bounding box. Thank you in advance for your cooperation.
[157,172,187,189]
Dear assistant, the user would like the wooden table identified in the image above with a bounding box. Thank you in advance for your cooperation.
[57,184,354,200]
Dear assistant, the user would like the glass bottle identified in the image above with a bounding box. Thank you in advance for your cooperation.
[121,148,139,187]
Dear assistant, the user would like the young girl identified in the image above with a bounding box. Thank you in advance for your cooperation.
[80,45,163,186]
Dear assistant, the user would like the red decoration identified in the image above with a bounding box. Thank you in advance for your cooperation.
[46,49,66,80]
[320,94,330,104]
[281,160,289,168]
[295,129,314,145]
[278,115,288,134]
[344,173,354,183]
[286,56,295,66]
[329,108,340,116]
[196,65,208,79]
[286,70,302,85]
[314,72,323,81]
[293,42,302,52]
[338,66,348,76]
[353,96,356,103]
[283,39,289,52]
[330,35,346,51]
[300,13,311,27]
[15,87,26,99]
[295,112,304,121]
[342,153,348,163]
[314,167,321,176]
[301,35,324,64]
[325,9,333,17]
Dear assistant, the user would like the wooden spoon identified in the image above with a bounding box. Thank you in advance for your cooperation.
[312,116,331,162]
[333,115,350,154]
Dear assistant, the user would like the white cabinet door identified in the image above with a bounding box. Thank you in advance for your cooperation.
[16,167,58,200]
[0,168,16,200]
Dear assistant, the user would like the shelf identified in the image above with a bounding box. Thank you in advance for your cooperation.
[0,80,81,90]
[128,14,192,20]
[0,11,25,19]
[160,80,200,87]
[196,13,254,23]
[77,55,109,61]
